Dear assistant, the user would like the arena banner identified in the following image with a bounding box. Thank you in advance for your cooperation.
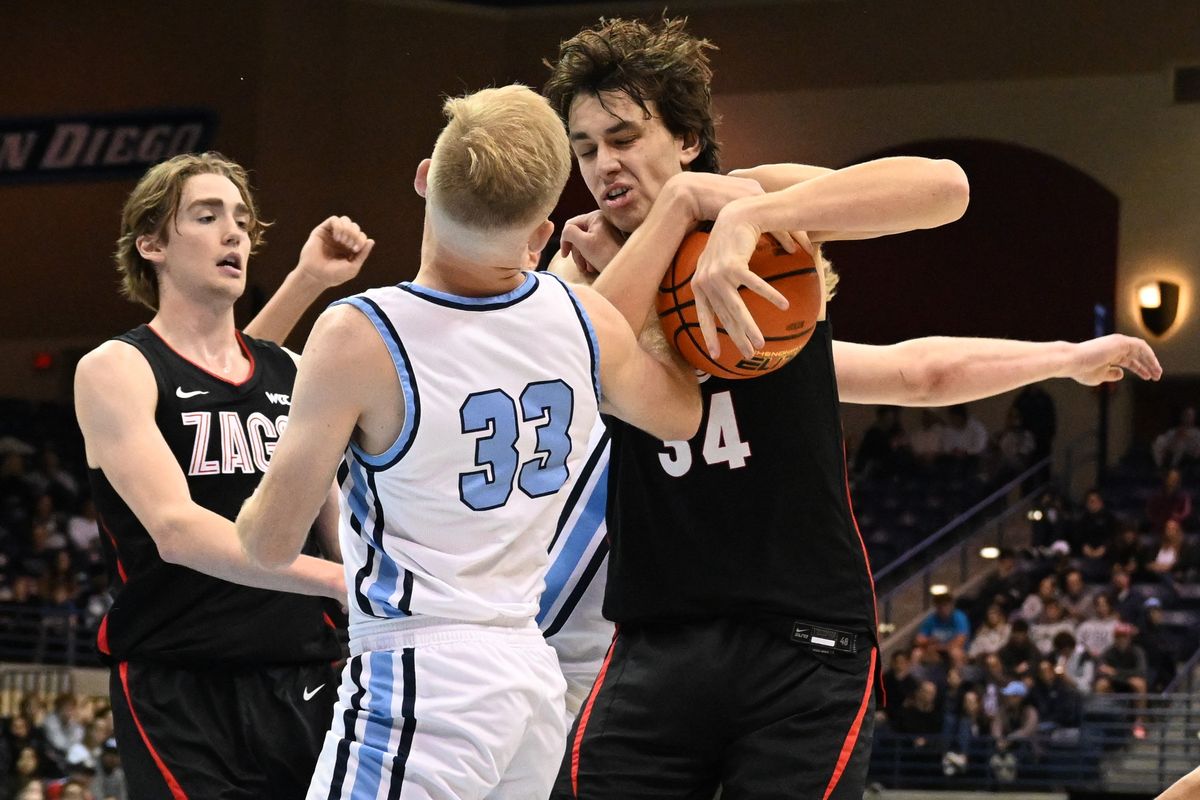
[0,110,218,184]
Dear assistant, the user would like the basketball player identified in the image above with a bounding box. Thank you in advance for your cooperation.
[74,151,374,799]
[541,17,1162,799]
[235,85,701,800]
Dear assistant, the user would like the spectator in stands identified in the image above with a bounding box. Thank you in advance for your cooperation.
[29,496,68,552]
[1020,574,1061,622]
[28,448,79,514]
[1052,631,1095,694]
[5,747,43,799]
[1136,597,1178,692]
[1145,519,1196,583]
[1073,488,1116,569]
[1061,569,1096,622]
[1029,658,1083,735]
[0,447,36,529]
[854,405,911,477]
[997,619,1040,679]
[994,405,1036,480]
[1096,622,1150,738]
[977,652,1010,719]
[1152,406,1200,469]
[65,499,98,556]
[1028,489,1071,550]
[1146,468,1193,533]
[41,695,83,771]
[1077,593,1120,660]
[970,548,1027,623]
[893,680,945,754]
[991,681,1040,762]
[910,409,945,466]
[1031,598,1076,656]
[968,603,1011,661]
[1107,524,1145,577]
[90,738,126,800]
[1014,384,1056,470]
[940,404,989,468]
[883,649,919,724]
[942,690,992,777]
[1109,564,1143,624]
[916,592,971,667]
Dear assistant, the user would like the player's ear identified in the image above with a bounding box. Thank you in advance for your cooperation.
[413,158,432,198]
[525,219,555,267]
[678,132,702,168]
[136,233,166,264]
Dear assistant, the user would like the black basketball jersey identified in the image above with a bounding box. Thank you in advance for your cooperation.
[89,325,341,667]
[603,321,878,636]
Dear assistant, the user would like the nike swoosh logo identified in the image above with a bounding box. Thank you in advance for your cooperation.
[176,388,210,399]
[302,684,325,701]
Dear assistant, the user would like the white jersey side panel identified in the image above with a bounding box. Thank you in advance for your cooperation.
[334,272,600,638]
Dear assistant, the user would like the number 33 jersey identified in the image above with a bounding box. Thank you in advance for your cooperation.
[333,272,600,637]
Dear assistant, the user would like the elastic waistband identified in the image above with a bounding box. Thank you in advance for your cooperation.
[349,616,542,655]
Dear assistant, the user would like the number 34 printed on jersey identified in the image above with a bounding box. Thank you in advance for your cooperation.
[659,390,750,477]
[458,379,574,511]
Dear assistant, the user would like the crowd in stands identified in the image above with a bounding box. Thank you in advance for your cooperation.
[875,410,1200,784]
[0,691,127,800]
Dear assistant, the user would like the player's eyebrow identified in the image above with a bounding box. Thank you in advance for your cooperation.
[570,120,639,142]
[186,198,250,215]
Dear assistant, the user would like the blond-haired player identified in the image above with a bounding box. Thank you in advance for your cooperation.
[237,85,700,800]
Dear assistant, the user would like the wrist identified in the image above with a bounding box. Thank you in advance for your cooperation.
[285,263,330,297]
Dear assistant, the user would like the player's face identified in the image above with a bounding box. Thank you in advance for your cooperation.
[152,173,251,304]
[568,90,698,234]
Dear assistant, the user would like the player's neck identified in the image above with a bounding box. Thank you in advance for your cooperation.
[416,225,528,298]
[149,295,248,379]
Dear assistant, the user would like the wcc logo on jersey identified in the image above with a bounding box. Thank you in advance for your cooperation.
[181,411,288,476]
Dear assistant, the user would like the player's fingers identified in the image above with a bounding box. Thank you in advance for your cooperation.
[769,231,798,254]
[712,289,761,358]
[694,290,722,359]
[741,272,789,310]
[357,239,376,263]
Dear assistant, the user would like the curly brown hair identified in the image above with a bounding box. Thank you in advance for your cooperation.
[543,16,720,174]
[113,152,269,311]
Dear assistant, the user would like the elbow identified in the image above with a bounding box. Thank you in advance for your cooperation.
[662,396,703,442]
[237,519,295,571]
[148,516,189,566]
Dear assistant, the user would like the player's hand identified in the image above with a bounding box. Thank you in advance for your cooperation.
[297,216,376,289]
[667,172,804,251]
[559,210,623,276]
[691,210,793,360]
[1067,334,1162,386]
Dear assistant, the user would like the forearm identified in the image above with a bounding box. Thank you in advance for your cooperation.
[243,268,328,344]
[156,505,341,599]
[592,184,695,330]
[719,157,968,241]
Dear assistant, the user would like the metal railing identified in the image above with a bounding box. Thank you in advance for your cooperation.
[0,604,100,667]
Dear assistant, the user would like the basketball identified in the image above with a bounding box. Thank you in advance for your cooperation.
[656,231,823,379]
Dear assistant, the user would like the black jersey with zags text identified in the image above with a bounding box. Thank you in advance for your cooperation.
[603,321,877,636]
[89,325,341,666]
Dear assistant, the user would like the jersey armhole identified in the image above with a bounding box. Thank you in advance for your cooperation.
[330,296,421,470]
[542,272,601,404]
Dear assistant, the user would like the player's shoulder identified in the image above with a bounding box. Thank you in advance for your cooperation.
[76,338,154,387]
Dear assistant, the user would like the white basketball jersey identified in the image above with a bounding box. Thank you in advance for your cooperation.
[334,271,600,639]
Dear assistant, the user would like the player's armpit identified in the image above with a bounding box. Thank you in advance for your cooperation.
[573,284,701,442]
[238,304,395,569]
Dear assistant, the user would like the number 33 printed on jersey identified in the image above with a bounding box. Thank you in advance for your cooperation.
[459,379,575,511]
[659,390,750,477]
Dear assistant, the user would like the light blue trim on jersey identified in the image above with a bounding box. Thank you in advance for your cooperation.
[348,652,394,800]
[544,272,600,403]
[537,463,608,626]
[333,296,418,469]
[401,271,537,308]
[346,460,408,618]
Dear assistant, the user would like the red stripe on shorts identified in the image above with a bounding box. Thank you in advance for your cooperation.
[99,516,128,584]
[821,645,877,800]
[118,662,190,799]
[571,628,619,797]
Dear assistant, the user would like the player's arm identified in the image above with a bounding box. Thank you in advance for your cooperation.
[73,343,344,599]
[695,157,969,357]
[1156,765,1200,800]
[238,304,394,569]
[243,216,375,345]
[571,283,702,442]
[832,334,1162,407]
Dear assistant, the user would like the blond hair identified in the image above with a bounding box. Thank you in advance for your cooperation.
[428,85,570,230]
[113,152,269,310]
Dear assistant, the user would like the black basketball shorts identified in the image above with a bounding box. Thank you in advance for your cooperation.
[552,616,878,800]
[110,660,337,800]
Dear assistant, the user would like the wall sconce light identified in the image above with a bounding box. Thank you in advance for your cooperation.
[1138,280,1180,337]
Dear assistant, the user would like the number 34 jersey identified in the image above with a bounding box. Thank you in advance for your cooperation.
[333,272,600,637]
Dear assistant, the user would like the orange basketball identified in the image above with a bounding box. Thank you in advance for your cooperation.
[656,231,822,380]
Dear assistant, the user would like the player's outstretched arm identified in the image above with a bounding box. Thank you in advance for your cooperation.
[243,215,375,345]
[1156,765,1200,800]
[238,304,396,569]
[694,157,969,358]
[833,333,1162,407]
[572,283,701,442]
[74,343,344,599]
